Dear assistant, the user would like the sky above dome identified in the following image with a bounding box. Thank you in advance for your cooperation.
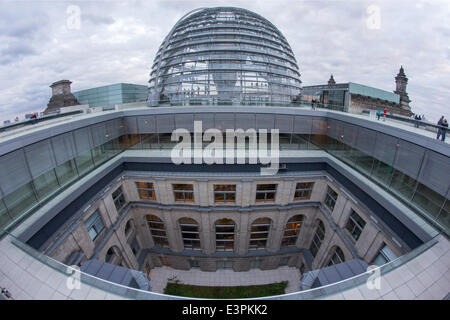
[0,0,448,123]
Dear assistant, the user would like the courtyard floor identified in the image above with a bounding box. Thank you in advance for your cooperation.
[149,266,302,295]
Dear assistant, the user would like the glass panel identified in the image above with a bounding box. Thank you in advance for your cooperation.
[371,159,394,185]
[91,145,109,166]
[55,159,78,187]
[436,200,450,230]
[33,170,60,201]
[390,170,417,199]
[74,151,94,176]
[412,183,445,219]
[0,200,11,229]
[3,183,38,219]
[353,150,374,175]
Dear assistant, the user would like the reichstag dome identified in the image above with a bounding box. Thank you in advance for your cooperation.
[147,7,302,106]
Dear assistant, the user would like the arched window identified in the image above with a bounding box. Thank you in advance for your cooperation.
[309,220,325,257]
[105,246,121,265]
[249,218,271,250]
[146,215,169,247]
[179,217,201,250]
[281,215,304,247]
[328,247,345,266]
[215,218,235,251]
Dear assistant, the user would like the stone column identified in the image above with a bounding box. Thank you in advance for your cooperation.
[162,209,183,253]
[236,211,249,255]
[200,211,215,254]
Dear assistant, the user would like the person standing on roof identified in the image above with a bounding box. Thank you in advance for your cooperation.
[437,116,444,140]
[377,109,382,120]
[437,117,448,142]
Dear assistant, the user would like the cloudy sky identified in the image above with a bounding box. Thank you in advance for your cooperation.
[0,0,448,123]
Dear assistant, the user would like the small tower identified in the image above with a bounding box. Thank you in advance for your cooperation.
[43,80,80,115]
[328,74,336,85]
[394,66,411,110]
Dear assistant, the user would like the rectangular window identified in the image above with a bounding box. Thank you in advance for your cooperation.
[345,210,366,241]
[112,186,126,212]
[214,184,236,203]
[173,184,194,202]
[372,244,397,266]
[136,182,156,200]
[294,182,314,200]
[250,258,261,269]
[324,186,338,212]
[279,257,290,266]
[189,260,200,269]
[216,260,233,269]
[255,184,277,202]
[85,211,105,241]
[309,222,325,257]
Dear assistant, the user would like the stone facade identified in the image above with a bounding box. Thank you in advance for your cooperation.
[43,80,79,115]
[46,171,406,283]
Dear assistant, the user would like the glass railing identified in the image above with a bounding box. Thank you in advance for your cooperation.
[4,230,440,300]
[258,234,440,300]
[1,104,448,240]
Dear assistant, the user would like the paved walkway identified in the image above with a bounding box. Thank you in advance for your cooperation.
[149,266,302,294]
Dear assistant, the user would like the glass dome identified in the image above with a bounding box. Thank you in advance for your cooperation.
[148,7,302,106]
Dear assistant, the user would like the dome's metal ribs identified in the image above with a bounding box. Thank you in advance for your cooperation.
[148,7,302,107]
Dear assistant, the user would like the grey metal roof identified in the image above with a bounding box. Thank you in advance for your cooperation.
[80,259,150,291]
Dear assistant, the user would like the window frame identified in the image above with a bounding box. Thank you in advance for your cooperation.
[249,218,271,250]
[179,218,201,250]
[345,210,367,241]
[281,215,303,247]
[309,220,325,257]
[213,184,236,203]
[84,210,105,241]
[294,182,314,200]
[215,219,236,252]
[112,186,126,212]
[173,184,195,202]
[255,183,277,203]
[324,186,338,212]
[147,215,169,247]
[328,247,345,266]
[136,182,156,200]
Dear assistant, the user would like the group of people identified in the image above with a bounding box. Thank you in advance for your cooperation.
[437,116,448,142]
[376,108,388,121]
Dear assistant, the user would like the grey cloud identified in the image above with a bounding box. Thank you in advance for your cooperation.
[0,41,38,65]
[83,13,115,25]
